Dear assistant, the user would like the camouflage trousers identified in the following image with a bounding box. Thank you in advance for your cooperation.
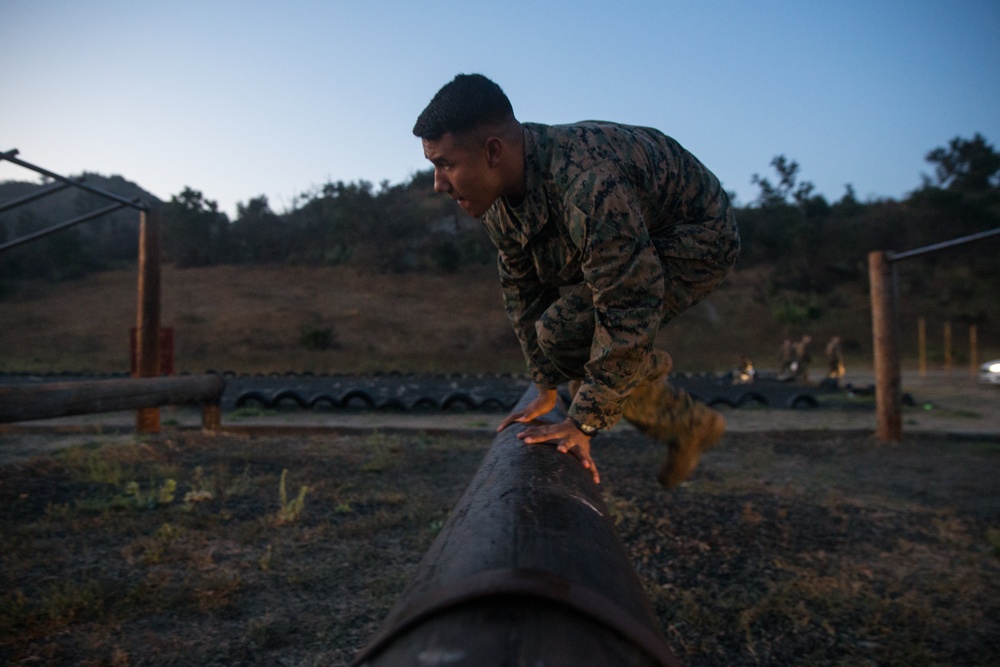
[534,216,740,385]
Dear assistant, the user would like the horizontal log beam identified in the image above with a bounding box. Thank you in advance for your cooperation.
[353,386,680,666]
[0,375,225,426]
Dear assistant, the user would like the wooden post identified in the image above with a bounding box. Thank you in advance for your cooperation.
[868,251,901,441]
[918,317,927,378]
[202,403,222,433]
[970,325,978,377]
[135,207,162,433]
[943,321,952,373]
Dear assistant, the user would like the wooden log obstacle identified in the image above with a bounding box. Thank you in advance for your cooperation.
[0,374,226,432]
[352,386,680,667]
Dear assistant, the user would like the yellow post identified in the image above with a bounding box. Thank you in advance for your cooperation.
[970,325,978,377]
[943,321,952,373]
[918,317,926,378]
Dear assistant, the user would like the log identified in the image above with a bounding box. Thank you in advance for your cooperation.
[352,387,680,666]
[0,375,225,429]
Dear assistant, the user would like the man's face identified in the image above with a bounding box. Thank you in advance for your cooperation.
[422,132,501,218]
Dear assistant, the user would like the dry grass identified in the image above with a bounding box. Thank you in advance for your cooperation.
[2,263,958,376]
[1,429,997,666]
[0,264,522,374]
[0,430,487,666]
[597,430,1000,666]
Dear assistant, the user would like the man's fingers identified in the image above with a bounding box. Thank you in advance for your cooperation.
[565,445,601,484]
[497,410,533,432]
[517,429,601,484]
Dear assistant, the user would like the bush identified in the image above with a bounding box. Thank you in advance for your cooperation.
[298,326,339,351]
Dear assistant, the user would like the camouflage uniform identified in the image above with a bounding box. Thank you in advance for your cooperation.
[482,121,740,431]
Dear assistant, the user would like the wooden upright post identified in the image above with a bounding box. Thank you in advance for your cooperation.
[970,325,978,377]
[943,321,952,373]
[869,251,902,442]
[135,207,162,433]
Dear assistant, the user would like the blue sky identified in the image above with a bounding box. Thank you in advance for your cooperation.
[1,0,998,218]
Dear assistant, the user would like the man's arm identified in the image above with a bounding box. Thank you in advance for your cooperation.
[495,248,565,388]
[563,176,666,431]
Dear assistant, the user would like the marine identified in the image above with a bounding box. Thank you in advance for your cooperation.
[414,73,740,487]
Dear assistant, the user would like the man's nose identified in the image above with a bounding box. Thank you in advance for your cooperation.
[433,169,450,193]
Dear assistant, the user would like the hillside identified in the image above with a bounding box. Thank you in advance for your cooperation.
[2,135,999,375]
[1,263,993,377]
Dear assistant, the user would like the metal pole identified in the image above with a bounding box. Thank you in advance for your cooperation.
[869,251,902,441]
[886,227,1000,262]
[0,202,127,253]
[0,178,80,214]
[0,149,146,211]
[135,208,163,433]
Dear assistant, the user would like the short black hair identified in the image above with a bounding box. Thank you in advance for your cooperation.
[413,73,514,140]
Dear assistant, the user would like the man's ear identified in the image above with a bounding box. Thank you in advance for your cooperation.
[485,136,504,167]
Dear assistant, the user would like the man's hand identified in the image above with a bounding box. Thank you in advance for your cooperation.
[518,418,601,485]
[497,387,558,432]
[497,387,600,484]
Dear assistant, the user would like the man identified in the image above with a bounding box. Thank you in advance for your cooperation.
[414,74,740,487]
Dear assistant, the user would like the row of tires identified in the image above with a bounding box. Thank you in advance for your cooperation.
[233,388,825,411]
[235,389,518,411]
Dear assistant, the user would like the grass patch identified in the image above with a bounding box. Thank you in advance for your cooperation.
[1,429,997,665]
[0,430,484,665]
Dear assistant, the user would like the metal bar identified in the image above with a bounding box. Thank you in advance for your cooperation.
[353,386,680,666]
[0,179,80,214]
[0,375,226,424]
[0,201,127,253]
[887,227,1000,262]
[1,149,147,211]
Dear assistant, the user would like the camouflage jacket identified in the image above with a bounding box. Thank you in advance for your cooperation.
[481,121,736,429]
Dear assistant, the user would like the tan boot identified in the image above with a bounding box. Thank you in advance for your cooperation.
[622,381,725,489]
[657,400,726,489]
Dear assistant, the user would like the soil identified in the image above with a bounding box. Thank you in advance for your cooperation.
[0,374,998,666]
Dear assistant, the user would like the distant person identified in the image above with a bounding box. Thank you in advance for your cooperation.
[779,338,794,377]
[413,74,740,487]
[791,335,813,382]
[826,336,845,380]
[735,355,756,384]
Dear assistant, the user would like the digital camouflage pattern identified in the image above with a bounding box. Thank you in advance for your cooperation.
[481,121,740,430]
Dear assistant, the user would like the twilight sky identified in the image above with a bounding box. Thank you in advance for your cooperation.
[2,0,998,218]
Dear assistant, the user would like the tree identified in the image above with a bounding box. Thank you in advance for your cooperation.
[924,133,1000,193]
[751,155,818,208]
[163,187,229,267]
[231,196,286,263]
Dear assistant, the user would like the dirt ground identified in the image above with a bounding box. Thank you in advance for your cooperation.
[0,373,998,665]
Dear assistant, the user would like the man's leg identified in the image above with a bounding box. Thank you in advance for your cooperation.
[626,211,739,488]
[622,381,726,488]
[534,284,597,382]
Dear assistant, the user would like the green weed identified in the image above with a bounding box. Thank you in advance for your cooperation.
[124,478,178,510]
[359,432,402,473]
[274,469,309,525]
